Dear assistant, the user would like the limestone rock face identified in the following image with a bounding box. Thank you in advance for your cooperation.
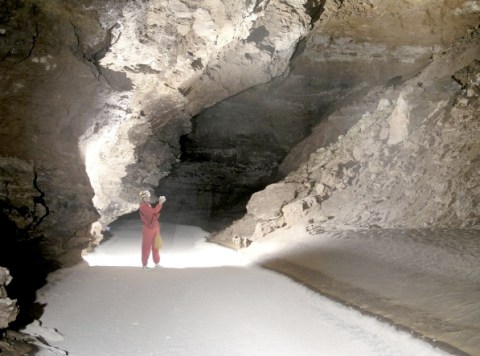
[0,1,105,264]
[79,0,315,230]
[0,268,18,329]
[156,0,480,227]
[0,0,479,267]
[0,0,312,262]
[213,30,480,243]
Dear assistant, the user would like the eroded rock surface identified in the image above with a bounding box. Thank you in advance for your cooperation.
[1,0,478,261]
[0,268,17,329]
[212,29,480,245]
[0,0,479,334]
[154,0,480,228]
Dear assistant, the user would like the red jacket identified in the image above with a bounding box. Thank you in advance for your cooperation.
[139,202,162,230]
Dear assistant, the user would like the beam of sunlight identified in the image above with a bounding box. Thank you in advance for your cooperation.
[82,220,252,268]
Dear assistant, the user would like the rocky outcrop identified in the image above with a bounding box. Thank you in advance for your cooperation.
[84,0,314,229]
[0,2,477,353]
[0,4,478,338]
[1,0,478,262]
[0,268,18,329]
[211,29,480,245]
[0,0,108,264]
[154,0,480,228]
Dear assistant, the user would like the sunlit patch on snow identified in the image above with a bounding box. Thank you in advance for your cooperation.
[82,222,252,268]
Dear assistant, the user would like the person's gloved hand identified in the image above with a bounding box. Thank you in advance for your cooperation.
[159,196,166,203]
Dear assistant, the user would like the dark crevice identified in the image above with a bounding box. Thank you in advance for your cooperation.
[304,0,327,26]
[93,22,121,63]
[70,20,81,56]
[252,0,270,13]
[32,168,49,229]
[0,208,56,331]
[0,2,39,71]
[0,168,56,331]
[290,35,308,63]
[71,21,100,80]
[15,22,38,64]
[289,0,327,68]
[70,20,132,90]
[93,24,132,90]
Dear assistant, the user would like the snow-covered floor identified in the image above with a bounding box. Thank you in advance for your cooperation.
[24,218,463,356]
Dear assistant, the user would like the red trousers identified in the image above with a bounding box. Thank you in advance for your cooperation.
[142,226,160,266]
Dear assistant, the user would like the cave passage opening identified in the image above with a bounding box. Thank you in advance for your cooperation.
[150,76,339,233]
[82,217,251,269]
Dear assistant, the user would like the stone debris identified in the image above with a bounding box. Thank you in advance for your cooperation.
[0,267,18,329]
[212,29,480,244]
[0,329,67,356]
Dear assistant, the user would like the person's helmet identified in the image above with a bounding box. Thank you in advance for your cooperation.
[139,189,151,199]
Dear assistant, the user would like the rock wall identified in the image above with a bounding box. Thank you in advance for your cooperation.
[1,0,477,259]
[157,0,480,228]
[212,29,480,244]
[0,0,479,330]
[0,268,17,329]
[86,0,314,230]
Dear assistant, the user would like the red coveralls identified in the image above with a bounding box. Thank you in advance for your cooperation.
[139,201,163,267]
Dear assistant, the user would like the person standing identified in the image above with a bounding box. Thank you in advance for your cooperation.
[138,189,166,269]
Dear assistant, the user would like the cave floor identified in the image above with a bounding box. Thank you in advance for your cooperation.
[22,220,455,356]
[242,226,480,356]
